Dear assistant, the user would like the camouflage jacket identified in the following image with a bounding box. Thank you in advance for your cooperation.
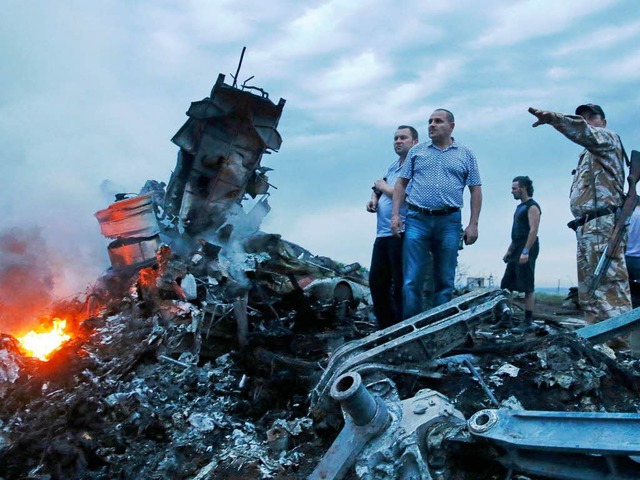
[550,113,626,218]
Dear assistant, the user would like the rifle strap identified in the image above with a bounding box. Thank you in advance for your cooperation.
[618,134,630,168]
[589,154,598,217]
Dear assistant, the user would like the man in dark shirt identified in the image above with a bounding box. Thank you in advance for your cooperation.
[366,126,418,327]
[501,176,541,329]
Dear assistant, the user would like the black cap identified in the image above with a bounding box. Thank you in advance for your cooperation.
[575,104,605,119]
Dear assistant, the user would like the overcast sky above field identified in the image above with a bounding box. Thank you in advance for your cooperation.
[2,0,640,297]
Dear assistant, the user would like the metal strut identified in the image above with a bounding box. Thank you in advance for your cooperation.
[468,408,640,480]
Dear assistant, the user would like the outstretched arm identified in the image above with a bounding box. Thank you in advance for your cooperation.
[528,107,616,153]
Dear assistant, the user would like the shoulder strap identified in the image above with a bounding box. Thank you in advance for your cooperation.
[618,134,630,167]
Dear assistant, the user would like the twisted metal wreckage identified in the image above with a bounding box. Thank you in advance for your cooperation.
[3,61,640,479]
[93,66,640,479]
[308,289,640,480]
[96,63,287,269]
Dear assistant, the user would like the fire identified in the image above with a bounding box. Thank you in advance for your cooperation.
[17,318,71,361]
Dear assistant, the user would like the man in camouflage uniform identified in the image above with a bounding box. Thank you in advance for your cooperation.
[528,104,631,324]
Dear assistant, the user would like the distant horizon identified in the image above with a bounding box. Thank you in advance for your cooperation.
[536,286,571,294]
[459,273,574,294]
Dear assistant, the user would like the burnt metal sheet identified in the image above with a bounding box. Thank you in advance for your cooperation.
[310,288,511,415]
[95,194,160,239]
[468,408,640,479]
[576,307,640,344]
[107,236,160,270]
[95,194,162,270]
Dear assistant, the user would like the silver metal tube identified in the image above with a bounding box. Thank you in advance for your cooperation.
[330,372,377,426]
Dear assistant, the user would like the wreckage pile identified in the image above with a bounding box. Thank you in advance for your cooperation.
[3,68,640,480]
[0,232,372,479]
[3,254,640,479]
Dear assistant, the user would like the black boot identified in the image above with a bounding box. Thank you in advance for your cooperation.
[512,310,535,334]
[511,320,535,334]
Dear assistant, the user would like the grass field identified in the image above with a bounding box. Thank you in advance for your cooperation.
[535,291,567,306]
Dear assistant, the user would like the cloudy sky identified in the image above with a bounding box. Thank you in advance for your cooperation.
[2,0,640,299]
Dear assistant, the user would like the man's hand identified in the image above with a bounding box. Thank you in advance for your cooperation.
[390,213,403,237]
[463,224,478,245]
[374,178,388,191]
[366,199,377,213]
[519,253,530,264]
[502,252,510,263]
[528,107,555,127]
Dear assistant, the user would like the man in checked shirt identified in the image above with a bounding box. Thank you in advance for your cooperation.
[391,109,483,318]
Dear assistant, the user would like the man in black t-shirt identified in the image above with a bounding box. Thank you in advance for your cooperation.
[501,176,541,329]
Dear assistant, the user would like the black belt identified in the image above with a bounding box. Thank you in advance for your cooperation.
[567,205,619,231]
[408,204,460,216]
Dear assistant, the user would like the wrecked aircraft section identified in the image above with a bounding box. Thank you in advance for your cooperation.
[95,70,285,274]
[3,68,640,480]
[95,194,162,270]
[164,72,285,239]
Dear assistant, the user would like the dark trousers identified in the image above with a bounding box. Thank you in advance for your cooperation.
[369,235,403,328]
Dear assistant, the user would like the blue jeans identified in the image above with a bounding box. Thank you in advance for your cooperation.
[402,209,462,318]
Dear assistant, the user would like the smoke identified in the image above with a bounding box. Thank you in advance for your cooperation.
[0,227,56,335]
[218,199,272,289]
[99,179,129,204]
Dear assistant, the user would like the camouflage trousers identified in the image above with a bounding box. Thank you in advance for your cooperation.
[576,213,631,324]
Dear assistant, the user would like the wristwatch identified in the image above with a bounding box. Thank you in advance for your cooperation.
[522,248,529,255]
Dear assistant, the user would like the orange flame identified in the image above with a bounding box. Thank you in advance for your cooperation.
[17,318,71,361]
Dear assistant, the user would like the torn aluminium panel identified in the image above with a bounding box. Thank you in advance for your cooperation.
[95,194,161,270]
[164,73,286,236]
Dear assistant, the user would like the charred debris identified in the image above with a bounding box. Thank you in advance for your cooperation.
[3,66,640,480]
